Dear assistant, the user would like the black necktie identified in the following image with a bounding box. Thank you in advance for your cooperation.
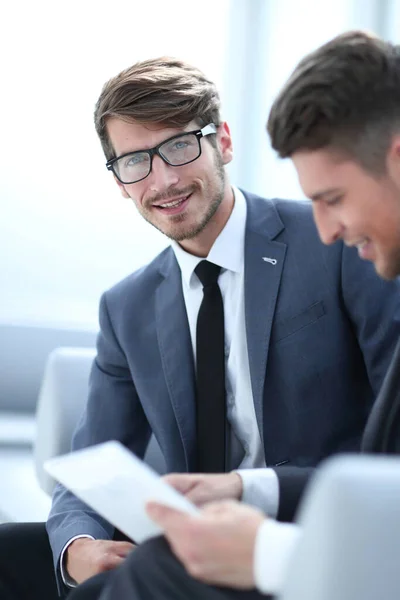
[195,260,226,473]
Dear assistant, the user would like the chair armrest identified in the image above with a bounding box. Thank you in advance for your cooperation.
[34,347,96,495]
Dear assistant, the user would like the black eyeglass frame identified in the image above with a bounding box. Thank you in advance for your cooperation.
[106,123,218,184]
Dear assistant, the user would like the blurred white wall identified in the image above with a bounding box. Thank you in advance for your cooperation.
[223,0,396,200]
[0,0,398,329]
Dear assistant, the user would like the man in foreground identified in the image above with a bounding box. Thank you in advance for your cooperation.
[92,31,400,600]
[1,51,399,600]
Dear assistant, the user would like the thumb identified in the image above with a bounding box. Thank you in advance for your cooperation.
[146,501,187,527]
[202,500,241,515]
[163,474,197,494]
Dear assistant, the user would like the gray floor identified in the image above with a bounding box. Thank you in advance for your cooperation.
[0,414,51,523]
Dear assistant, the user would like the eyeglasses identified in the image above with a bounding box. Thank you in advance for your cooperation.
[106,123,218,184]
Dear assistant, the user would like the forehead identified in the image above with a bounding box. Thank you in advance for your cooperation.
[292,149,363,197]
[106,117,198,155]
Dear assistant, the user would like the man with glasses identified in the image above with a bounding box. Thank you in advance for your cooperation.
[1,55,400,600]
[86,33,400,600]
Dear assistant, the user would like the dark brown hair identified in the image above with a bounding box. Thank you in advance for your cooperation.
[267,31,400,173]
[94,57,221,160]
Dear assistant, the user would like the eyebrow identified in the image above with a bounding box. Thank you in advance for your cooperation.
[309,188,343,201]
[113,129,192,161]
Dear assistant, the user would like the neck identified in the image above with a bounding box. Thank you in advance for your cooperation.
[178,184,235,257]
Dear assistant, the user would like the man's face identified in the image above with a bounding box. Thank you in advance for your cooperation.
[292,146,400,279]
[105,118,233,243]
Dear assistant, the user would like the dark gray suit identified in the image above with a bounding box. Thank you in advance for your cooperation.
[362,336,400,454]
[47,191,400,594]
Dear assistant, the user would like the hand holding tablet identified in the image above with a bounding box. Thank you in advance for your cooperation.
[44,440,199,543]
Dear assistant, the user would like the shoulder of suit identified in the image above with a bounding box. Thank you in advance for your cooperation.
[243,190,312,219]
[242,190,319,237]
[103,245,174,299]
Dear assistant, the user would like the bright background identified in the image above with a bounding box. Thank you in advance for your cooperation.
[1,0,399,329]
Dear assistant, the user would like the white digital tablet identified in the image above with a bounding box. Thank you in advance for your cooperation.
[44,440,199,542]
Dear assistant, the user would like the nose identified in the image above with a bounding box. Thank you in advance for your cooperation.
[313,204,343,245]
[148,155,180,192]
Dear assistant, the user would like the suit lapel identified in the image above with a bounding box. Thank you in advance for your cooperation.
[244,195,287,445]
[156,250,197,470]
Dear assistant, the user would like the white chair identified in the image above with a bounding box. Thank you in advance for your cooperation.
[281,454,400,600]
[35,347,96,494]
[0,323,95,523]
[34,346,166,496]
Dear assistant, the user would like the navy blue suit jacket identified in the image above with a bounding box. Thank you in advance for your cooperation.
[47,192,400,584]
[362,336,400,454]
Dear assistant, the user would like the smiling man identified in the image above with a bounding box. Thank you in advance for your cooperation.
[105,118,231,253]
[289,126,400,280]
[2,54,400,600]
[268,31,400,283]
[86,34,400,600]
[267,30,400,459]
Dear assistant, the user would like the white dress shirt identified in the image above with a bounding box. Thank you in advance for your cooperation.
[254,520,301,594]
[172,186,279,517]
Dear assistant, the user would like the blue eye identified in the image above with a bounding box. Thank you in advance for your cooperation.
[125,154,146,167]
[173,140,189,150]
[164,136,196,153]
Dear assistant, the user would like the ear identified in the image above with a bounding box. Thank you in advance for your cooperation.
[217,122,233,165]
[113,175,130,199]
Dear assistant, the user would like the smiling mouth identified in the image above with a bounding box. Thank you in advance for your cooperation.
[154,195,189,209]
[150,192,193,215]
[349,238,374,261]
[345,237,370,249]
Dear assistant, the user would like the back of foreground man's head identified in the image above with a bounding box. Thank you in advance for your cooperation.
[267,31,400,174]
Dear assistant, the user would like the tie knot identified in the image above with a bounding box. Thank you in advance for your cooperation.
[195,260,221,287]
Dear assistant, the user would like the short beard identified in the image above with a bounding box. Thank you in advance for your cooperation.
[141,151,226,242]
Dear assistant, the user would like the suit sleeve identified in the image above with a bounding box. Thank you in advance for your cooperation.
[46,292,151,593]
[362,337,400,453]
[274,467,315,522]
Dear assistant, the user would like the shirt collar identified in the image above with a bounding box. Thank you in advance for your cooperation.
[172,186,247,288]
